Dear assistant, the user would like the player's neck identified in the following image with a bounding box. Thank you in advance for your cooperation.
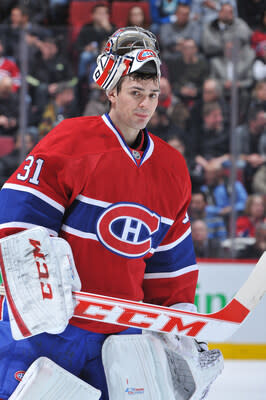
[108,110,140,146]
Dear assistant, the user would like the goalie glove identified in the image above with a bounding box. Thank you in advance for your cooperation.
[144,302,224,400]
[0,227,81,340]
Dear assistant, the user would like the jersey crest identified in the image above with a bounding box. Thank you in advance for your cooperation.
[96,202,160,258]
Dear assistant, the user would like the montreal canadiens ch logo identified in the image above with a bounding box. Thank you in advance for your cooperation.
[15,371,25,381]
[137,49,157,62]
[96,203,160,258]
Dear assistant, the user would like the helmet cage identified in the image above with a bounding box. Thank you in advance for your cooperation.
[93,27,161,92]
[104,26,160,56]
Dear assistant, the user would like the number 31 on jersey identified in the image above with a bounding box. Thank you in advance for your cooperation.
[17,156,44,185]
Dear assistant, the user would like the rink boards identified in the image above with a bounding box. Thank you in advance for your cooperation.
[197,259,266,359]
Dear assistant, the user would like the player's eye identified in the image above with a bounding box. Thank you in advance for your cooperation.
[131,91,140,96]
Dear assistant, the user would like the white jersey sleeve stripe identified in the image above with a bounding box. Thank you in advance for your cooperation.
[2,183,65,213]
[61,224,98,241]
[155,226,191,252]
[76,195,111,208]
[0,222,58,237]
[144,264,198,279]
[75,194,174,225]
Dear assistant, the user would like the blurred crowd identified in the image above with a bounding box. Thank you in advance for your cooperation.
[0,0,265,259]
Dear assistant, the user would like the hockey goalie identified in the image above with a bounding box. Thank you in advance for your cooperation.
[0,24,223,400]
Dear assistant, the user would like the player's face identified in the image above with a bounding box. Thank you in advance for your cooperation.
[108,76,160,144]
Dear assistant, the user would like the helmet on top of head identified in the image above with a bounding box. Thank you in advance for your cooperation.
[93,26,161,92]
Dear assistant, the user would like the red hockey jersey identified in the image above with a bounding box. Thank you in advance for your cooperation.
[0,114,198,333]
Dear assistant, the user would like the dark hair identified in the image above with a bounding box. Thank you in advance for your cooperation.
[192,191,208,203]
[177,3,190,9]
[92,3,109,14]
[116,67,158,94]
[12,5,30,17]
[203,101,221,117]
[126,5,148,29]
[247,107,265,123]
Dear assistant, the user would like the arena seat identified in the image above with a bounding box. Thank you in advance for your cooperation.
[111,1,151,28]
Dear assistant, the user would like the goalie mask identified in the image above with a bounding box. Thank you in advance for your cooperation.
[93,26,161,92]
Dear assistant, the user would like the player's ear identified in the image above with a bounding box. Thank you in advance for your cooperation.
[106,87,117,106]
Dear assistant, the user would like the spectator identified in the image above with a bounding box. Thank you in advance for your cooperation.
[18,0,49,25]
[83,88,109,117]
[166,133,186,154]
[0,76,18,136]
[200,165,248,222]
[126,5,149,29]
[27,36,76,124]
[75,3,115,81]
[146,107,179,141]
[192,102,230,171]
[235,108,266,192]
[157,76,180,116]
[167,98,190,131]
[237,222,266,259]
[236,194,266,238]
[166,38,209,106]
[251,10,266,60]
[249,80,266,113]
[189,191,227,240]
[4,5,50,61]
[0,37,20,92]
[159,3,202,58]
[0,126,38,187]
[252,164,266,195]
[210,39,255,93]
[191,0,238,25]
[149,0,179,29]
[38,82,77,138]
[210,39,255,122]
[191,219,223,258]
[237,0,265,30]
[166,133,205,190]
[157,76,190,131]
[3,4,30,59]
[202,2,252,58]
[189,78,229,130]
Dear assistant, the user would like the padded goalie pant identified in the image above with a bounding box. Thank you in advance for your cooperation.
[0,300,140,400]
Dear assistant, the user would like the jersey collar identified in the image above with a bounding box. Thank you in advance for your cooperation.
[102,113,154,167]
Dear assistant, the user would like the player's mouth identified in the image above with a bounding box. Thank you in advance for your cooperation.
[135,113,149,119]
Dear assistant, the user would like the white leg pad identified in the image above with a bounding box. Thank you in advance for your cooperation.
[102,334,176,400]
[9,357,101,400]
[102,333,223,400]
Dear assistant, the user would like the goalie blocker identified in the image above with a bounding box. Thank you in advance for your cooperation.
[0,227,81,340]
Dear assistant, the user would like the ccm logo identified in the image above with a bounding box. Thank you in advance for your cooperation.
[75,301,207,337]
[29,239,53,300]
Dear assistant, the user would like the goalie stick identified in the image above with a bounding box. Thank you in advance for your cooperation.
[0,252,265,341]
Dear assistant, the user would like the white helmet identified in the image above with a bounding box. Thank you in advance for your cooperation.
[93,26,161,92]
